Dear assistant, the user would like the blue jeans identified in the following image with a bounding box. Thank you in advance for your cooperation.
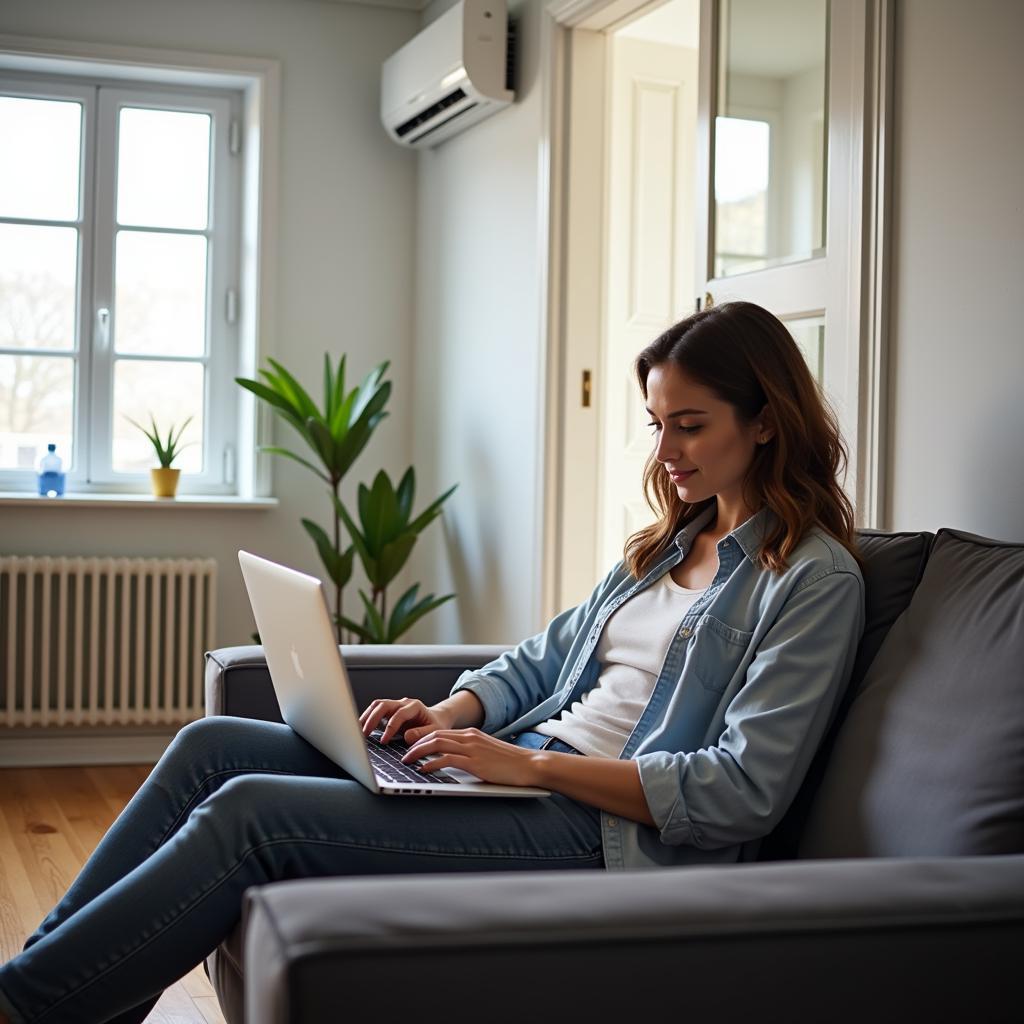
[0,718,602,1024]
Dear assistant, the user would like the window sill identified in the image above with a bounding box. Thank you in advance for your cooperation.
[0,491,278,510]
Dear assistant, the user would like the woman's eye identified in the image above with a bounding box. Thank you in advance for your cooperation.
[648,422,701,435]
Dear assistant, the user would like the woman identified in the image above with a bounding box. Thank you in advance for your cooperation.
[0,301,864,1024]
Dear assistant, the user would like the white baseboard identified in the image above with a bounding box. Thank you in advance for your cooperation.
[0,729,179,767]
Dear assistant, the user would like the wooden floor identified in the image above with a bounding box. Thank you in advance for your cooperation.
[0,763,226,1023]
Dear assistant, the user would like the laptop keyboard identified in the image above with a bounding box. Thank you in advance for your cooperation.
[367,730,460,786]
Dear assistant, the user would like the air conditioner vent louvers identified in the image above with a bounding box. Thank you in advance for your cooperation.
[396,87,467,139]
[505,20,516,92]
[410,101,479,144]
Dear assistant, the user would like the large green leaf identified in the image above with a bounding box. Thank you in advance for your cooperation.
[335,497,377,580]
[333,354,347,417]
[331,380,358,436]
[335,614,375,643]
[358,590,387,641]
[334,407,389,479]
[307,419,337,475]
[365,470,400,552]
[267,358,322,424]
[395,467,415,529]
[374,532,417,589]
[258,446,330,483]
[357,481,372,540]
[407,484,458,535]
[350,362,391,424]
[356,377,391,426]
[388,583,421,627]
[302,519,353,588]
[388,592,456,643]
[236,378,307,430]
[377,470,403,545]
[257,368,306,420]
[323,353,334,423]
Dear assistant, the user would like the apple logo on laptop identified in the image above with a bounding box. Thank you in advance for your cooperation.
[290,644,305,679]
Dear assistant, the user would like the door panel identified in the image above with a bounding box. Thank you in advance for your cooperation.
[598,34,698,575]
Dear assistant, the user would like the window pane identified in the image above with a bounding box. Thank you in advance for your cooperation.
[714,117,770,275]
[0,224,78,351]
[713,0,828,278]
[113,360,204,474]
[117,107,210,230]
[0,96,81,222]
[787,317,825,385]
[115,231,207,356]
[0,354,74,470]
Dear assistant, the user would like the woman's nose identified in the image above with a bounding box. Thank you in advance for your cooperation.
[654,431,678,463]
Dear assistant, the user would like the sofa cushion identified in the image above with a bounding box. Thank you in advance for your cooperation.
[758,529,933,860]
[797,528,1024,858]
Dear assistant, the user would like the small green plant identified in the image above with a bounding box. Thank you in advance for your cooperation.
[125,414,194,467]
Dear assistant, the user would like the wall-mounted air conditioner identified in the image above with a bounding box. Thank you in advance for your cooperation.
[381,0,515,149]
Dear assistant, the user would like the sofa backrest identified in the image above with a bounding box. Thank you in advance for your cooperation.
[758,528,934,860]
[796,528,1024,858]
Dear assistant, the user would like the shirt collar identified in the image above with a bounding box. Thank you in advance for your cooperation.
[672,503,775,564]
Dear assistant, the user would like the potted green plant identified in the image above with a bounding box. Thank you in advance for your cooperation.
[236,355,457,643]
[125,414,194,498]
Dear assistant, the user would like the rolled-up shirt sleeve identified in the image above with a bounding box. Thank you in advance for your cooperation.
[637,567,865,849]
[451,562,624,734]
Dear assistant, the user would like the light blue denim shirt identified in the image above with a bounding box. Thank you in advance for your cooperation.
[450,504,865,871]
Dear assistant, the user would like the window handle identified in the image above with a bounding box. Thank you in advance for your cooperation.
[96,307,110,348]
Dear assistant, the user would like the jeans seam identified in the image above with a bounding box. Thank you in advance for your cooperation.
[157,767,308,847]
[33,834,602,1022]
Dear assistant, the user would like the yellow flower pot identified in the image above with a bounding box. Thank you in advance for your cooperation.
[150,467,181,498]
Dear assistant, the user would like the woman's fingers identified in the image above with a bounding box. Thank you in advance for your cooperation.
[379,700,431,744]
[400,729,467,762]
[415,753,471,775]
[359,698,409,737]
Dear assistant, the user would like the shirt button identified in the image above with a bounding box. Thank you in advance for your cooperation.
[607,817,618,828]
[680,627,691,638]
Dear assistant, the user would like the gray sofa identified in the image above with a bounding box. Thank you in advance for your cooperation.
[202,527,1024,1023]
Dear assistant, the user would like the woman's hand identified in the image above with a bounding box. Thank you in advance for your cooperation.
[400,728,541,788]
[359,698,454,745]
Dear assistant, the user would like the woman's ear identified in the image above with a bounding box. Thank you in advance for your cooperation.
[755,405,776,445]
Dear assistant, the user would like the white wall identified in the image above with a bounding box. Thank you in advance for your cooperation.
[0,0,421,647]
[887,0,1024,541]
[407,0,547,643]
[408,0,1024,648]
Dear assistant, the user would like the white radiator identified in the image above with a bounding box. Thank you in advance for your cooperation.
[0,556,216,728]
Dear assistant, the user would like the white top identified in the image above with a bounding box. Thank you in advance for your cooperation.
[534,574,703,758]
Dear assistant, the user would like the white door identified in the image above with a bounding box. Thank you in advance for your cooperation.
[693,0,885,520]
[544,0,890,622]
[597,28,699,575]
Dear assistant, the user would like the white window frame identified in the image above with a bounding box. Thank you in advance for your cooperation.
[93,84,239,491]
[0,36,281,501]
[0,72,240,494]
[0,74,94,486]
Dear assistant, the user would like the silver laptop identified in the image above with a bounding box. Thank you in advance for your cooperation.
[237,550,550,798]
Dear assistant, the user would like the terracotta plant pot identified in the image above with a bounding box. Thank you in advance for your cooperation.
[150,467,181,498]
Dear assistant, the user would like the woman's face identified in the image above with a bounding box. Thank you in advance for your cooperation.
[644,362,769,516]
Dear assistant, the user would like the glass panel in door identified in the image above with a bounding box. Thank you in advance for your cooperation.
[713,0,828,278]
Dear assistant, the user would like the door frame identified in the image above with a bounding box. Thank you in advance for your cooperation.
[537,0,894,622]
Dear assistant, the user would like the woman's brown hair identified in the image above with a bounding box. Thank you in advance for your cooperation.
[624,301,859,579]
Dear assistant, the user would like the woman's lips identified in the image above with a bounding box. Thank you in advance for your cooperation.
[670,469,697,483]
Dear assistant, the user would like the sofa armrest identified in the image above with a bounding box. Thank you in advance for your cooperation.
[203,644,508,722]
[243,854,1024,1023]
